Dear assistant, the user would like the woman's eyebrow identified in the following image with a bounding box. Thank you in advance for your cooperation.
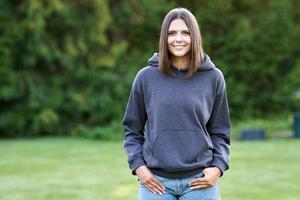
[168,29,190,32]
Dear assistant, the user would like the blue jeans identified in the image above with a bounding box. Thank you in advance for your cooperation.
[139,172,221,200]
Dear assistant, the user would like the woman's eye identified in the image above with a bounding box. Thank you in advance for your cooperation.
[167,31,190,36]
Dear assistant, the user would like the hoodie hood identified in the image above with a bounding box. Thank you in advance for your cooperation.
[148,53,215,72]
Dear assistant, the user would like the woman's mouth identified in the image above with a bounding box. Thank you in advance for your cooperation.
[173,45,186,50]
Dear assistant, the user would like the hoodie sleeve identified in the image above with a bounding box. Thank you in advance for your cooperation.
[206,73,231,176]
[121,71,147,176]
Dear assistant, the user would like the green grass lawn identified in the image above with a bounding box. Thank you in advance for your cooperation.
[0,137,299,200]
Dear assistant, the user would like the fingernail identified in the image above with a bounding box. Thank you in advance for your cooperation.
[159,192,163,195]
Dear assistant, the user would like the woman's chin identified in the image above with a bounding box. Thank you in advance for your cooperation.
[170,52,189,58]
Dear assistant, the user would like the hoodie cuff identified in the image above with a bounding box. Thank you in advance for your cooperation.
[211,157,229,177]
[130,157,146,175]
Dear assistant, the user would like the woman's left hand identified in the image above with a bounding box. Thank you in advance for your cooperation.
[188,167,222,189]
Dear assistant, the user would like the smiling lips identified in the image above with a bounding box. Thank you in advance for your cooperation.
[173,45,186,50]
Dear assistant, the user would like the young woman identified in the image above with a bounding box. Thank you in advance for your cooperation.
[122,7,231,200]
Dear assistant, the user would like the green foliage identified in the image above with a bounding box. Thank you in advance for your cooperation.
[0,0,299,138]
[193,0,300,118]
[71,120,123,140]
[0,0,117,137]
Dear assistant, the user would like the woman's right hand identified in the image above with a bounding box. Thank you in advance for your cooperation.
[135,165,166,195]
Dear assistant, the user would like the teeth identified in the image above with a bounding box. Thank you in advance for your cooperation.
[174,46,185,50]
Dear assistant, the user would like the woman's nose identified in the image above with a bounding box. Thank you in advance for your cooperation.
[175,33,183,42]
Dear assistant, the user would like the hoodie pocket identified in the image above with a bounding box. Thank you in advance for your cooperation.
[148,130,213,170]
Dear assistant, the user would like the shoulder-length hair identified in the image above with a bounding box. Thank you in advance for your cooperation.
[159,8,204,78]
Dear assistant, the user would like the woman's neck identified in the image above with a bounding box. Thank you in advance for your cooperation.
[171,55,190,69]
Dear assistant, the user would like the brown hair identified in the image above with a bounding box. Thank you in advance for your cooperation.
[159,8,204,78]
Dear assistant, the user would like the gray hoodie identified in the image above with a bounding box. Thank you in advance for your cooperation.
[121,53,231,179]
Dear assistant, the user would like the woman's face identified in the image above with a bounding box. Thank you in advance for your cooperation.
[167,19,191,58]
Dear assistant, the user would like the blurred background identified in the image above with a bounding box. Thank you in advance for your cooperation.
[0,0,299,199]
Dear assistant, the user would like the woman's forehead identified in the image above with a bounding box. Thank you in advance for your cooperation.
[168,19,189,31]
